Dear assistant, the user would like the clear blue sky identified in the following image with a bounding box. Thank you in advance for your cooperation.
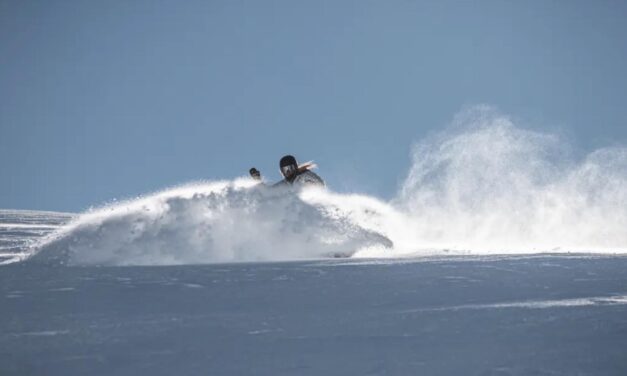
[1,0,626,212]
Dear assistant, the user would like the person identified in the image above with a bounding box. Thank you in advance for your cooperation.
[275,155,325,187]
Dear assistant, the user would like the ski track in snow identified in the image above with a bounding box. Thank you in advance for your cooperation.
[402,294,627,313]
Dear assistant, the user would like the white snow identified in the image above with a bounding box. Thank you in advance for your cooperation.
[403,294,627,313]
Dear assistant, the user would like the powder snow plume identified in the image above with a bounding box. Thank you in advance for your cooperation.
[29,180,392,266]
[28,106,627,266]
[386,106,627,255]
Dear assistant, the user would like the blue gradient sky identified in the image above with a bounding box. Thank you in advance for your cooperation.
[1,0,626,212]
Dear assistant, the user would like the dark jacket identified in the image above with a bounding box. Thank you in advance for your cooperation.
[273,169,325,188]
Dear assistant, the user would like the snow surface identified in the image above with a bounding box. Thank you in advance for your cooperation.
[2,253,627,375]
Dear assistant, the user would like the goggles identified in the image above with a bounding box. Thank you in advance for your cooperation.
[281,164,297,177]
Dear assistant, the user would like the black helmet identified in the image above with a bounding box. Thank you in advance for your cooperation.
[280,155,297,168]
[279,155,298,178]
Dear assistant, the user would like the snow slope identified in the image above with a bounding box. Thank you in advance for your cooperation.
[2,255,627,375]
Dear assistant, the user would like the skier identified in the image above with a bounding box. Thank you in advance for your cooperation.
[274,155,325,187]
